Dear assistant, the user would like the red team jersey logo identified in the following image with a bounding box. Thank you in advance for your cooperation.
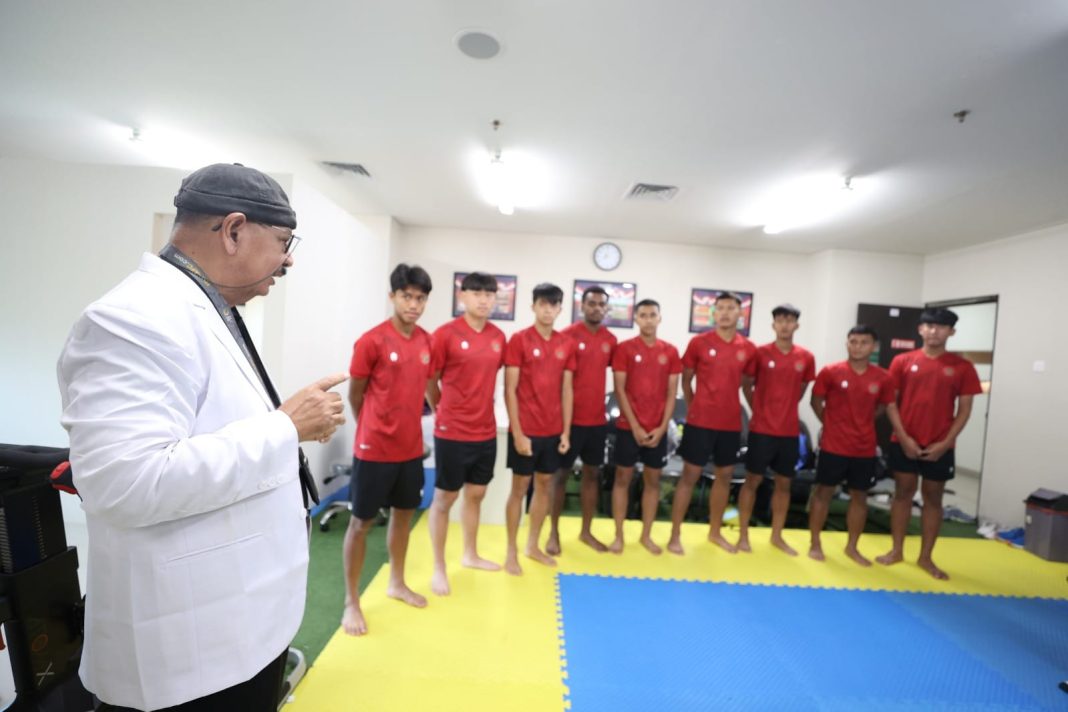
[420,351,430,365]
[736,350,747,361]
[794,360,805,372]
[602,342,612,353]
[944,366,956,377]
[492,340,502,352]
[555,348,566,360]
[868,382,880,394]
[658,353,668,365]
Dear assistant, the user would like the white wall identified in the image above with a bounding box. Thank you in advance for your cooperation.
[395,225,925,438]
[923,223,1068,527]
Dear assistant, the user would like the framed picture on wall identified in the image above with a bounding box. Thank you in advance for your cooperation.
[572,279,637,328]
[689,288,754,336]
[452,272,518,321]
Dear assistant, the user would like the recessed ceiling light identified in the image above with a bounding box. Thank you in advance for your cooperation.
[455,30,501,60]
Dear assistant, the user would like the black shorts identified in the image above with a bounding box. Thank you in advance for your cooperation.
[560,424,608,469]
[888,442,956,482]
[434,437,496,492]
[506,433,561,476]
[613,427,669,469]
[678,424,741,468]
[745,432,800,478]
[350,456,423,520]
[816,451,877,491]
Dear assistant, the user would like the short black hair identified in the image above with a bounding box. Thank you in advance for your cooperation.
[390,263,433,294]
[582,285,609,303]
[461,272,498,292]
[848,324,878,340]
[715,291,743,306]
[635,298,660,312]
[532,282,564,305]
[919,307,959,327]
[772,303,801,319]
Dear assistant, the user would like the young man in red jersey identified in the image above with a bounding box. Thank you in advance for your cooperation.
[503,283,577,575]
[548,286,616,556]
[877,308,981,580]
[737,304,816,556]
[609,299,682,555]
[342,264,433,636]
[667,292,758,555]
[808,325,895,566]
[425,272,506,596]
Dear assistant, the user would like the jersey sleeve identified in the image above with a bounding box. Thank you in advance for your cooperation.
[430,327,449,373]
[878,371,896,404]
[682,337,699,369]
[504,332,523,368]
[611,342,628,372]
[812,367,830,396]
[743,349,758,377]
[959,360,983,396]
[888,354,906,390]
[803,352,817,383]
[668,345,683,375]
[350,332,378,379]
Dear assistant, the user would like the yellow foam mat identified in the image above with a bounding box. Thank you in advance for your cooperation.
[285,517,1068,711]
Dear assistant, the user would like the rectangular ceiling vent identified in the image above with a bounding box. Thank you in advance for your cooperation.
[624,182,678,201]
[322,161,371,178]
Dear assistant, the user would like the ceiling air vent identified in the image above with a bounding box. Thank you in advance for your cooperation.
[625,182,678,201]
[322,161,371,178]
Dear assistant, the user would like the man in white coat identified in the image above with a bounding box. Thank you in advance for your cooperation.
[57,163,347,711]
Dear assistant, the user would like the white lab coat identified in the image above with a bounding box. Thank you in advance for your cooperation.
[57,254,308,711]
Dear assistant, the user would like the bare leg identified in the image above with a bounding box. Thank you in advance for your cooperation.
[640,467,663,554]
[808,484,835,561]
[579,464,608,551]
[769,474,797,556]
[341,515,374,635]
[547,467,570,556]
[707,466,738,553]
[844,489,871,566]
[735,472,762,552]
[917,479,949,580]
[609,466,634,553]
[505,474,531,575]
[461,483,500,571]
[385,508,427,608]
[877,472,917,566]
[429,488,459,596]
[667,463,701,555]
[525,473,557,567]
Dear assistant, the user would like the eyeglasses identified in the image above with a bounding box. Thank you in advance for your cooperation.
[259,223,302,257]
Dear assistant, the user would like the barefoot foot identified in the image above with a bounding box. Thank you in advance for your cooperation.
[917,558,949,580]
[771,536,798,557]
[876,549,903,566]
[640,537,663,555]
[461,554,502,571]
[667,538,685,556]
[525,547,558,567]
[504,554,523,576]
[709,533,738,553]
[579,531,609,552]
[430,568,451,596]
[608,537,624,554]
[808,546,825,562]
[545,532,561,557]
[844,547,872,567]
[386,583,428,608]
[341,603,368,636]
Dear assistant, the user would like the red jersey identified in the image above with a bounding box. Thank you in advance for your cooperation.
[349,319,433,462]
[612,337,682,432]
[682,331,757,432]
[431,316,506,442]
[813,361,895,457]
[890,350,982,447]
[504,326,578,437]
[562,321,617,426]
[745,342,816,437]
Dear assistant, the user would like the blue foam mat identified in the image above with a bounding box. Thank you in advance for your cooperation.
[557,575,1068,711]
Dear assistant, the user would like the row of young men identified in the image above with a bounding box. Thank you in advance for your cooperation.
[340,264,981,636]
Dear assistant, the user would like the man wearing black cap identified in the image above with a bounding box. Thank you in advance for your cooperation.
[737,303,816,556]
[58,163,348,711]
[876,307,982,580]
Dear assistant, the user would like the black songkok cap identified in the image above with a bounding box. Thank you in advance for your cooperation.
[174,163,297,229]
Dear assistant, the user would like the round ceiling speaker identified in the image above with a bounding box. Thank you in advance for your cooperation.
[455,30,501,60]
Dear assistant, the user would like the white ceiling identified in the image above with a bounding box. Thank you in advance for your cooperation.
[3,1,1068,255]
